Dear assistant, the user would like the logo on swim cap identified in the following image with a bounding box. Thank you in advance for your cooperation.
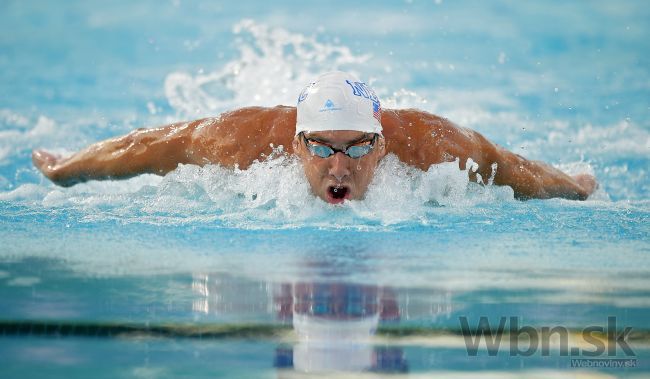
[319,99,342,112]
[295,71,383,135]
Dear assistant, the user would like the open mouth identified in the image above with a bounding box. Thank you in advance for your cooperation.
[326,185,350,204]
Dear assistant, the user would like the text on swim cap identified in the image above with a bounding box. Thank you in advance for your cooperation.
[297,82,315,104]
[345,80,380,107]
[346,80,381,123]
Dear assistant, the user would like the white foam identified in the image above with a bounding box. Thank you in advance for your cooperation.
[1,148,520,229]
[0,183,50,202]
[352,155,515,225]
[0,111,122,168]
[164,19,369,117]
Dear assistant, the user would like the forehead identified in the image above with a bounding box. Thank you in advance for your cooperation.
[304,130,370,143]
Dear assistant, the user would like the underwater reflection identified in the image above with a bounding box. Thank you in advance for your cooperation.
[190,249,455,375]
[273,281,407,373]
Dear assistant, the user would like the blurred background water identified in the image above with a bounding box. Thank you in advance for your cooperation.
[0,0,648,377]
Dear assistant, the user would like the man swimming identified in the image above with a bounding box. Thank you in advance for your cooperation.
[32,71,597,203]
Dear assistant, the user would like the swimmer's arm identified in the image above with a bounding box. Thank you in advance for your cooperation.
[32,119,210,186]
[474,136,597,200]
[32,106,296,186]
[382,109,596,200]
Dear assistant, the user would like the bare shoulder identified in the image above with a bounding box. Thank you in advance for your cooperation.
[189,106,297,169]
[381,108,487,170]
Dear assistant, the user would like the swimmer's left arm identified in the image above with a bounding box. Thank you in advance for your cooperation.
[385,109,597,200]
[468,132,597,200]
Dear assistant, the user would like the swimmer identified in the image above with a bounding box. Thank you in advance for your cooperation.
[32,71,597,203]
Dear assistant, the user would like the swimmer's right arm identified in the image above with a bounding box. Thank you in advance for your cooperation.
[32,106,296,186]
[32,119,205,186]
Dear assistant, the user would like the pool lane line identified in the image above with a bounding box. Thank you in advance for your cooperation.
[0,320,291,339]
[1,320,649,343]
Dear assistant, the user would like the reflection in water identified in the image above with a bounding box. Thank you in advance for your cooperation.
[273,281,407,373]
[191,259,454,374]
[191,273,273,316]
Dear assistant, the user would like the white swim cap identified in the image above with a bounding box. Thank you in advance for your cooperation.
[296,71,382,136]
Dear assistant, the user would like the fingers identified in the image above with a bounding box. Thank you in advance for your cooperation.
[573,174,598,196]
[32,149,59,175]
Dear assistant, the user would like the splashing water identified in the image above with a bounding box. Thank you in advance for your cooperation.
[1,144,517,229]
[164,19,370,117]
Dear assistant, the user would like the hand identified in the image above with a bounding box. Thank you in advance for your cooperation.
[572,173,598,198]
[32,149,67,185]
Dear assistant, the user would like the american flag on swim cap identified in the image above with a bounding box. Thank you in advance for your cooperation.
[373,101,381,123]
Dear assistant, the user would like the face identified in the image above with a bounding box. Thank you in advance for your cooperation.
[292,130,386,204]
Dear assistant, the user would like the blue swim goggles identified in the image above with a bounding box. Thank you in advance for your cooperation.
[301,133,378,159]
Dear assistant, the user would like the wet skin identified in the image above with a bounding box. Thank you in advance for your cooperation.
[32,106,597,201]
[292,131,386,204]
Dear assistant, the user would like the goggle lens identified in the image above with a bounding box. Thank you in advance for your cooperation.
[304,134,377,159]
[310,144,335,158]
[346,145,372,158]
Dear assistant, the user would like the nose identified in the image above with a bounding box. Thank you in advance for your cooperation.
[328,152,351,182]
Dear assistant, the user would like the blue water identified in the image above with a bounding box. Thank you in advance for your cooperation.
[1,1,649,377]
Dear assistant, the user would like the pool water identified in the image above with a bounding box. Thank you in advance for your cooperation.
[1,1,649,377]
